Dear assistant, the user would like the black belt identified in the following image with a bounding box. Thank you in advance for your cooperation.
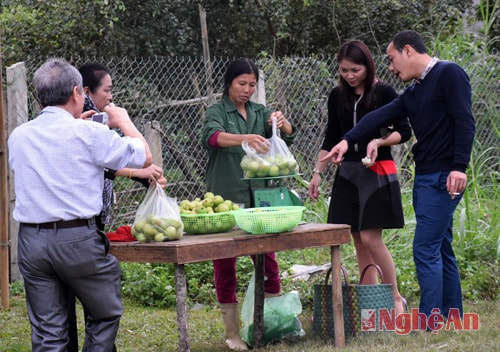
[21,217,97,229]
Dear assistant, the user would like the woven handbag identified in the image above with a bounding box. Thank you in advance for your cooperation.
[312,265,358,339]
[354,264,395,333]
[313,264,395,339]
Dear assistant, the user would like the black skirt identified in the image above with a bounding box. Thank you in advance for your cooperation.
[327,160,405,232]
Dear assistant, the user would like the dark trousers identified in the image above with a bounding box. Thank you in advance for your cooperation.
[412,171,463,321]
[18,224,122,351]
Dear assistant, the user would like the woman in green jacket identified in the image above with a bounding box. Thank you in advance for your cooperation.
[201,58,297,350]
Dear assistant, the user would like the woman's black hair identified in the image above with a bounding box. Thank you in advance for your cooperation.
[223,58,259,96]
[78,63,111,94]
[337,39,377,110]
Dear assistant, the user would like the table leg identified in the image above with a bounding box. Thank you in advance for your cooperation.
[253,253,265,348]
[331,245,345,347]
[174,263,190,352]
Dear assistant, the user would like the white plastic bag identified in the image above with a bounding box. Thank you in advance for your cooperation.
[131,183,184,242]
[240,117,299,178]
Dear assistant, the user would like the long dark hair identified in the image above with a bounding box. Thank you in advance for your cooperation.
[337,40,377,110]
[223,58,259,96]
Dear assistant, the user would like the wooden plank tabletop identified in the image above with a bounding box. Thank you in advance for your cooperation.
[110,223,351,264]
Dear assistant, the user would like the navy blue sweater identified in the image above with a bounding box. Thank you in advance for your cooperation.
[344,61,475,174]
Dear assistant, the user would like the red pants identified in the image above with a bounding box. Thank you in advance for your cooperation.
[213,253,281,304]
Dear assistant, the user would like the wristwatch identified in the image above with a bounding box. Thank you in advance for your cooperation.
[313,169,323,176]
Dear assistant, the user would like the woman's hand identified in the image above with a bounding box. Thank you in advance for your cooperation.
[268,111,292,135]
[245,134,270,153]
[364,139,380,167]
[308,174,322,200]
[133,164,167,188]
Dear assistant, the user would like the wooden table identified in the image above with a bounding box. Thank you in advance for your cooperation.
[111,223,351,351]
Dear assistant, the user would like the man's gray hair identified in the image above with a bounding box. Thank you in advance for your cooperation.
[33,58,83,107]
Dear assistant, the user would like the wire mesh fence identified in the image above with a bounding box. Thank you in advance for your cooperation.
[18,55,499,230]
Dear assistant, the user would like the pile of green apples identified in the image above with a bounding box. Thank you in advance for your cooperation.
[132,214,184,242]
[240,155,299,178]
[179,192,240,214]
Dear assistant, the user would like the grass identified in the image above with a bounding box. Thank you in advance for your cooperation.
[1,296,499,351]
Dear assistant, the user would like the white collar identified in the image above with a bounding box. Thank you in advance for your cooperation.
[417,57,439,83]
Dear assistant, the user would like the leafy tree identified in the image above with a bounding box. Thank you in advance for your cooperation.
[0,0,125,65]
[1,0,481,65]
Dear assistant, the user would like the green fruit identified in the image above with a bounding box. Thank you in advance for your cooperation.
[133,219,147,232]
[143,223,157,238]
[149,214,163,226]
[256,169,268,177]
[278,160,289,170]
[240,156,250,169]
[245,170,256,178]
[136,233,146,242]
[202,198,213,208]
[203,192,215,199]
[154,233,165,242]
[268,165,280,177]
[164,226,178,240]
[165,218,182,228]
[247,161,259,173]
[176,227,183,238]
[195,206,208,214]
[179,199,191,209]
[213,195,224,206]
[288,159,297,170]
[258,162,270,174]
[279,168,290,176]
[216,204,230,213]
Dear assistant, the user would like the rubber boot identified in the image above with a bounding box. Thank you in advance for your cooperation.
[220,303,248,351]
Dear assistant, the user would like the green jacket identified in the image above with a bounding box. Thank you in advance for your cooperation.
[201,96,297,208]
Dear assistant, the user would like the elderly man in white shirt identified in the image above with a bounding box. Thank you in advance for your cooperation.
[8,58,152,351]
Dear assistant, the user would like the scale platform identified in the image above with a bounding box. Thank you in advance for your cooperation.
[242,174,303,207]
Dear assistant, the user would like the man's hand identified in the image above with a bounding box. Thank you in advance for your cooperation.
[320,140,348,165]
[447,170,467,199]
[80,110,96,120]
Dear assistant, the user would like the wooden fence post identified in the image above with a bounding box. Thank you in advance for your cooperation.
[0,43,9,309]
[6,62,29,287]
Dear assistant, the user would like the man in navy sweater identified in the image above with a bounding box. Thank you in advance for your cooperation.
[322,30,475,326]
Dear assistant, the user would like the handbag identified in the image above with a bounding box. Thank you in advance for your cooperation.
[312,264,394,340]
[312,265,358,339]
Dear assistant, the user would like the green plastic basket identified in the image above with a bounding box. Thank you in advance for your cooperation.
[181,212,236,234]
[233,206,305,235]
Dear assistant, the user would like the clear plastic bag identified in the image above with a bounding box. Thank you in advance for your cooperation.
[240,117,299,178]
[240,272,305,347]
[131,183,184,242]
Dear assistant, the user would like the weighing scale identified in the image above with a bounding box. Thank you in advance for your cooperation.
[243,175,303,207]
